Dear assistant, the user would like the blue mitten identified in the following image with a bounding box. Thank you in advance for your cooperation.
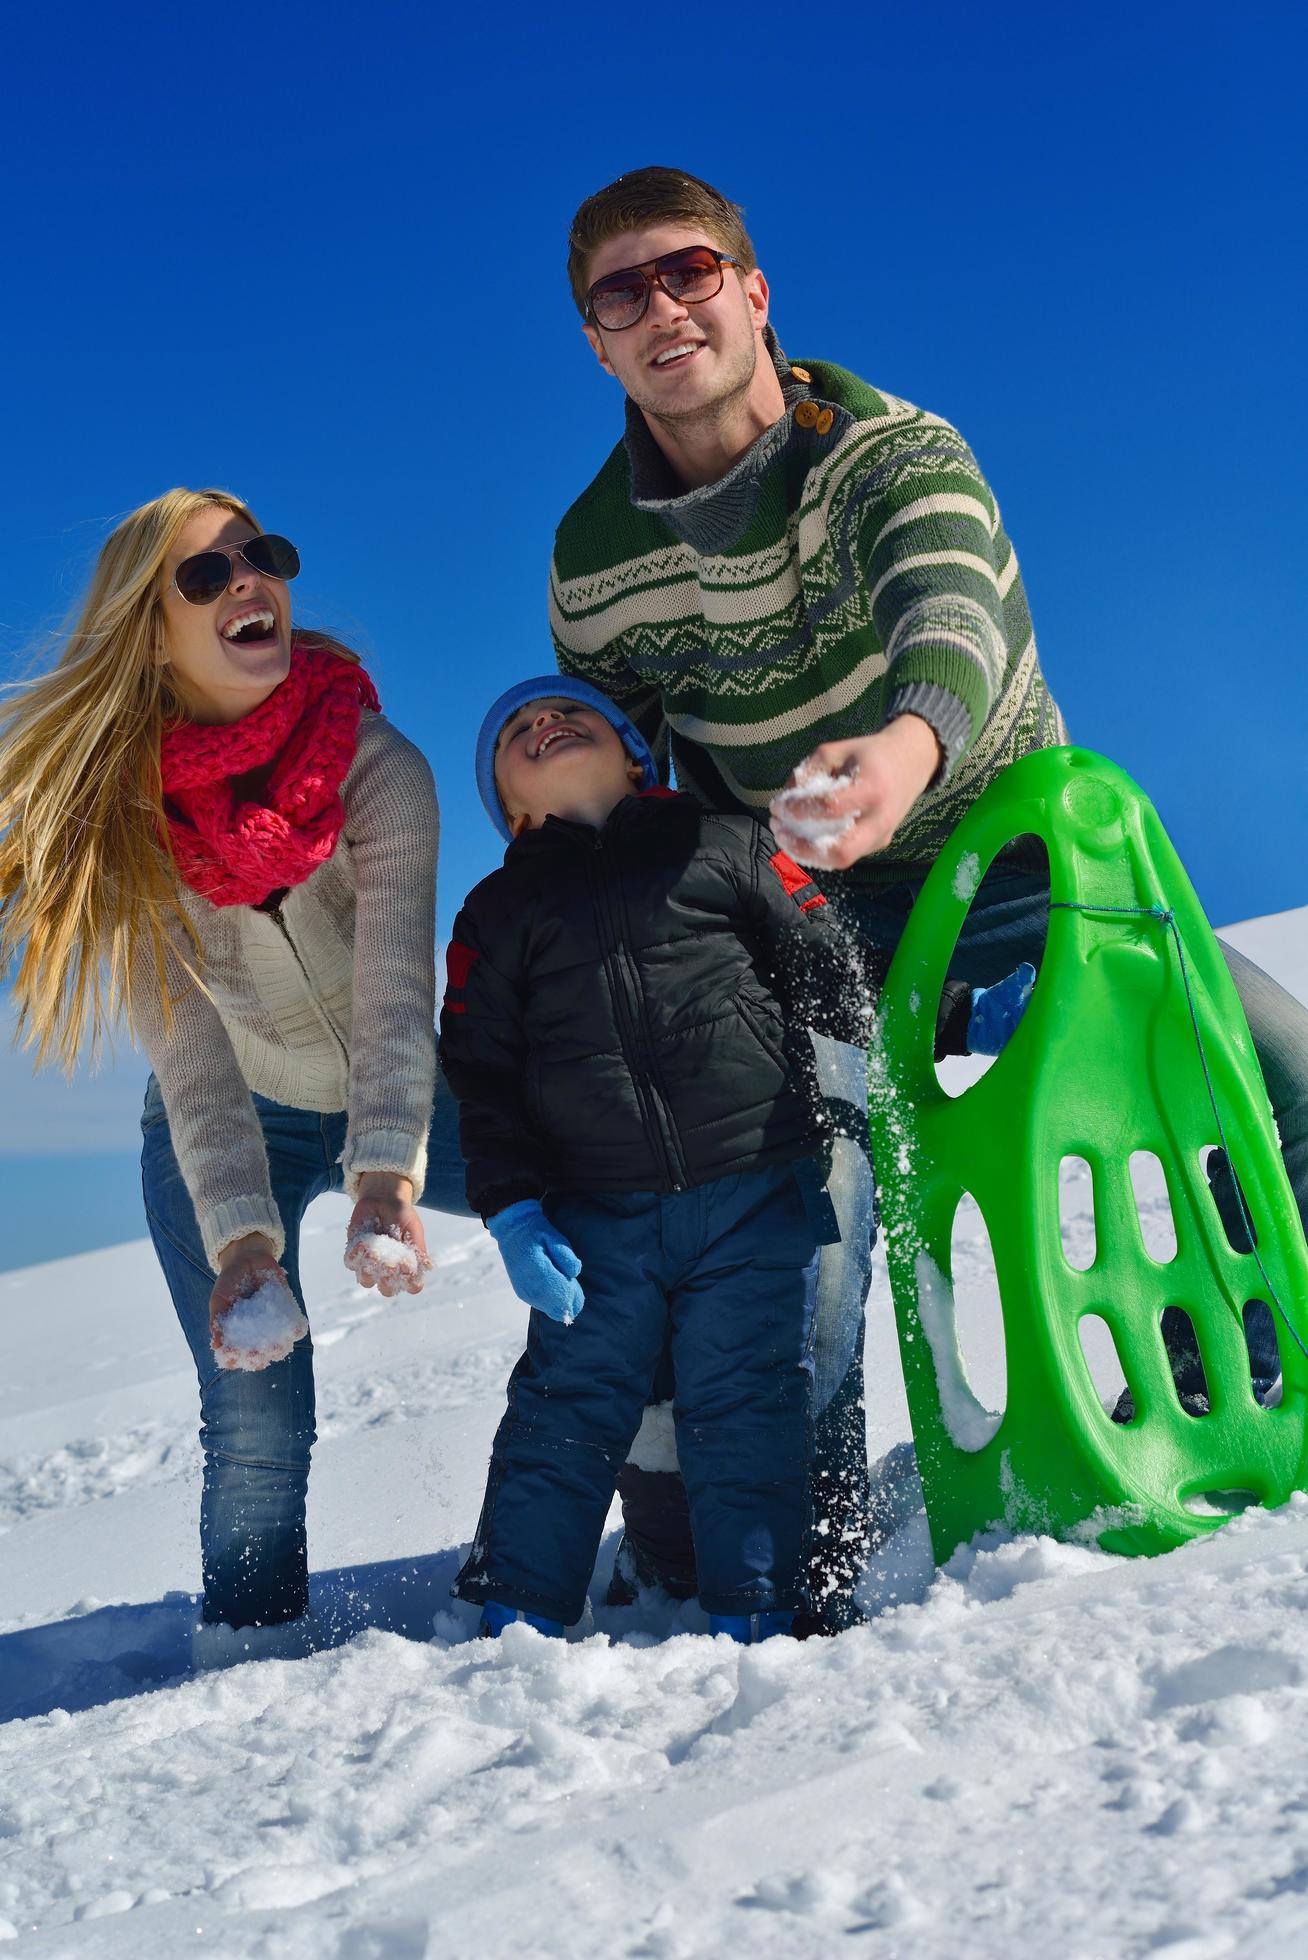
[967,962,1037,1055]
[487,1200,585,1324]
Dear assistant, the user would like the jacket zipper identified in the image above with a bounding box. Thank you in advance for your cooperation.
[265,901,351,1069]
[614,869,692,1189]
[589,836,688,1191]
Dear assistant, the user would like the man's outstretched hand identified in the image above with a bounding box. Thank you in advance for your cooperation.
[769,715,943,870]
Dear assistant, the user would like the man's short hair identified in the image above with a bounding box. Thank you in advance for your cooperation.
[567,165,757,319]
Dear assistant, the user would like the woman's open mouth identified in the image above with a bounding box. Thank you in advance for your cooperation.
[221,608,279,649]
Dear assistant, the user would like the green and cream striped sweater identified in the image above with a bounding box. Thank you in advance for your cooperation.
[550,331,1066,888]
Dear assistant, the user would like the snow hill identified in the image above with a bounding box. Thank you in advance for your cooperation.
[2,911,1307,1957]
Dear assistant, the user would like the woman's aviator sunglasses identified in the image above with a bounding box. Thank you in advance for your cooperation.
[586,245,740,332]
[173,534,301,607]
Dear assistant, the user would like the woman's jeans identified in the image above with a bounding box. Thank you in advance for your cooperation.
[141,1068,471,1629]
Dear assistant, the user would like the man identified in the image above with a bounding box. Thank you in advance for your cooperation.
[550,165,1308,1628]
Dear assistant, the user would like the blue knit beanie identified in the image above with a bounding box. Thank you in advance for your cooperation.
[475,676,660,841]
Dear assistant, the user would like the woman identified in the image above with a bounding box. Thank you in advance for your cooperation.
[0,489,469,1662]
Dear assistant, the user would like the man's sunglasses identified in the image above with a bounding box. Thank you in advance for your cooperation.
[586,245,740,332]
[173,534,301,606]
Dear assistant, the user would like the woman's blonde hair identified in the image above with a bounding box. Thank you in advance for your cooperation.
[0,487,352,1071]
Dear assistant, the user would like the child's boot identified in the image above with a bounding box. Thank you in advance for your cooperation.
[478,1599,565,1639]
[708,1610,793,1644]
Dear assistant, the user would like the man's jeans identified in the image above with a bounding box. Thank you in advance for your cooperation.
[141,1067,470,1629]
[816,863,1308,1446]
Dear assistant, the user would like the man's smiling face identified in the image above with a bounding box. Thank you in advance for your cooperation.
[494,698,641,833]
[581,225,771,425]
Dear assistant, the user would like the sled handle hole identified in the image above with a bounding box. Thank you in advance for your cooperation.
[1199,1145,1259,1255]
[1181,1487,1261,1518]
[1130,1151,1178,1265]
[931,835,1048,1105]
[1160,1305,1211,1418]
[1242,1299,1280,1408]
[1078,1313,1132,1423]
[912,1195,1007,1454]
[1059,1157,1096,1271]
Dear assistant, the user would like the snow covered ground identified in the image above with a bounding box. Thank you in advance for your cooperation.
[2,910,1306,1957]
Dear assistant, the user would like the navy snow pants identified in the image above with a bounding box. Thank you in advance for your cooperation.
[455,1163,820,1625]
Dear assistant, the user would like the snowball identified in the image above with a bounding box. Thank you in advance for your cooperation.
[214,1278,309,1372]
[345,1227,429,1293]
[770,766,860,866]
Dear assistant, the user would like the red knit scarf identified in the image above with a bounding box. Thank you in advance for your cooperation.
[160,644,380,907]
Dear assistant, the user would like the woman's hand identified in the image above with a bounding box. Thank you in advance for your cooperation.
[345,1172,432,1296]
[209,1235,307,1371]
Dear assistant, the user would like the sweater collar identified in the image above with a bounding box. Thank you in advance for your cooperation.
[622,326,850,554]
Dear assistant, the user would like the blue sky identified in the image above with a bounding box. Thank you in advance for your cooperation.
[2,1,1305,1261]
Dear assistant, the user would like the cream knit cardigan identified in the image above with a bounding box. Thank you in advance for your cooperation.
[135,714,439,1270]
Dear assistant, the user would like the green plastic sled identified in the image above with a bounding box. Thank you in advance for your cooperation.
[867,746,1308,1561]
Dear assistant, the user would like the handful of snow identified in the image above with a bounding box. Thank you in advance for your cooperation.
[769,764,860,867]
[213,1278,309,1372]
[345,1226,430,1294]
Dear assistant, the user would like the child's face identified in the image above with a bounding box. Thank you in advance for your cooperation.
[494,697,643,834]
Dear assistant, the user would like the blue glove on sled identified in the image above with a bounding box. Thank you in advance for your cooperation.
[966,962,1037,1056]
[487,1201,585,1324]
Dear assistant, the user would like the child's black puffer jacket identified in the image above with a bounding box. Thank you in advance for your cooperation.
[439,791,968,1221]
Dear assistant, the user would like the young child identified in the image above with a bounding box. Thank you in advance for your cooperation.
[440,677,1009,1644]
